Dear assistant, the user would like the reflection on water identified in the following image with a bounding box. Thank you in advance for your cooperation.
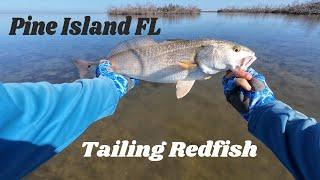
[0,12,319,179]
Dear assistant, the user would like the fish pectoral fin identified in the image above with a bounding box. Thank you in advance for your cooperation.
[176,80,195,99]
[177,61,198,70]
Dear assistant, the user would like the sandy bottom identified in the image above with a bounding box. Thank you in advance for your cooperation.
[25,60,320,180]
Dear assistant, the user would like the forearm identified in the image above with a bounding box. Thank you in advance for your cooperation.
[0,77,121,177]
[248,100,320,179]
[0,77,120,150]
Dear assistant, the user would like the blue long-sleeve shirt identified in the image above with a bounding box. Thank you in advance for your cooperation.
[248,101,320,179]
[0,77,121,179]
[0,78,319,179]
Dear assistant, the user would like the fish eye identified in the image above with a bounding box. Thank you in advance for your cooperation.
[233,46,241,52]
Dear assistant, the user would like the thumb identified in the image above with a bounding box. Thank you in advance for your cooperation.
[235,78,252,91]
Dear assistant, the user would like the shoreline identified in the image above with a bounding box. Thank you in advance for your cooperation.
[217,2,320,15]
[0,11,319,16]
[107,4,201,16]
[217,11,320,16]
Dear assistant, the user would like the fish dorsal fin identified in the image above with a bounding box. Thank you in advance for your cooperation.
[165,39,185,42]
[176,80,195,99]
[161,39,187,45]
[167,39,184,41]
[108,37,158,58]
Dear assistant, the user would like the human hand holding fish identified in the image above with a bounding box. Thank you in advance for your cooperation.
[75,37,257,99]
[223,68,275,120]
[225,68,253,91]
[96,60,139,97]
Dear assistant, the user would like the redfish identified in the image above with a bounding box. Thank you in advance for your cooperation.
[75,37,256,98]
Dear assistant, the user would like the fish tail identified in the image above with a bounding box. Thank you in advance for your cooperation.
[74,59,99,78]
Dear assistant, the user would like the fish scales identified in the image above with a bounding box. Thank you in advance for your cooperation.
[75,38,256,98]
[109,40,210,83]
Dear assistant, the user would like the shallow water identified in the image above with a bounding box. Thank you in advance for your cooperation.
[0,13,319,179]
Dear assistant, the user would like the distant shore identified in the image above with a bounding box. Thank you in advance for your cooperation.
[217,2,320,15]
[108,4,200,15]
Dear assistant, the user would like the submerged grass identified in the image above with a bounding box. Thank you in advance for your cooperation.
[217,1,320,15]
[108,4,201,15]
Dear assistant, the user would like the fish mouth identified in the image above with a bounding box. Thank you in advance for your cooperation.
[239,55,257,70]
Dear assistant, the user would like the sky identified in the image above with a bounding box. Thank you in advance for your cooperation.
[0,0,310,12]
